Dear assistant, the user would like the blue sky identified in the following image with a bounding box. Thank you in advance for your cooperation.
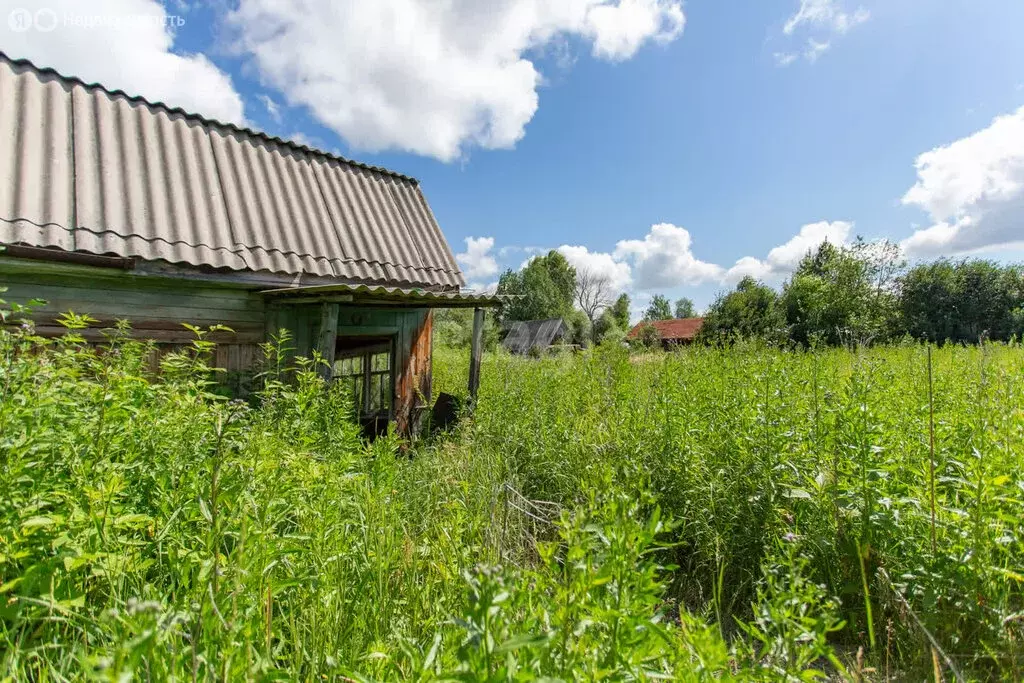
[3,0,1024,320]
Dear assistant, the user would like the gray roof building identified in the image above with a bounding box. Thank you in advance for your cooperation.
[502,318,568,355]
[0,53,499,437]
[0,52,462,289]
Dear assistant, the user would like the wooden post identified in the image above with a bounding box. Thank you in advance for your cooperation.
[316,302,339,380]
[468,307,484,404]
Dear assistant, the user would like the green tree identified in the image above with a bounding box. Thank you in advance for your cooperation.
[563,309,592,348]
[575,269,615,344]
[592,309,620,345]
[698,277,786,344]
[674,297,695,319]
[433,308,499,350]
[643,294,672,321]
[609,293,631,330]
[497,250,577,323]
[781,239,902,346]
[899,259,1024,343]
[629,321,662,349]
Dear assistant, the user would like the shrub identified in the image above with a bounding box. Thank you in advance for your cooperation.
[629,321,661,349]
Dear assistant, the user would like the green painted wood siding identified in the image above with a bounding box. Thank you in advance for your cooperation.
[1,257,265,343]
[2,256,435,433]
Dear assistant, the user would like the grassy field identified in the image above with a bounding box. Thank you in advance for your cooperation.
[2,318,1022,680]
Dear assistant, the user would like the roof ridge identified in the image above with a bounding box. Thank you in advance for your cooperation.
[0,51,420,185]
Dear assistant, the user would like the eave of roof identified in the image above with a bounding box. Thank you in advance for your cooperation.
[260,282,503,308]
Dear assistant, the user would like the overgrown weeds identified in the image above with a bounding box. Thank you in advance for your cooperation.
[1,296,1022,679]
[438,339,1024,680]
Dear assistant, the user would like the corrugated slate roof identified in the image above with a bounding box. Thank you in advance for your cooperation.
[627,317,704,340]
[502,318,568,355]
[0,53,464,290]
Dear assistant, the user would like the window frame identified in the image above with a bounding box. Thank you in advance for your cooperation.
[333,338,395,421]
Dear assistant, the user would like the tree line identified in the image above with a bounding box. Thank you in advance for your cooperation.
[435,243,1023,349]
[698,240,1024,346]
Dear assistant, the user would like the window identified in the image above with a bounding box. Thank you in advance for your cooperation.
[333,339,393,429]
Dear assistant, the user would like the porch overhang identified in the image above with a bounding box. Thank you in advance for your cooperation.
[260,282,503,309]
[264,282,499,407]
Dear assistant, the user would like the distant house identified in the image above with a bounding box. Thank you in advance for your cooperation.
[502,318,568,355]
[627,318,704,349]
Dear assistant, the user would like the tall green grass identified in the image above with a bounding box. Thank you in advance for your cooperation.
[0,315,735,681]
[437,341,1024,679]
[1,301,1022,679]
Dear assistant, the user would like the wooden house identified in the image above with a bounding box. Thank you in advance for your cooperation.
[0,53,498,436]
[501,318,568,355]
[627,318,704,349]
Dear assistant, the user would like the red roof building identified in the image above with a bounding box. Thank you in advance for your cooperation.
[627,317,704,347]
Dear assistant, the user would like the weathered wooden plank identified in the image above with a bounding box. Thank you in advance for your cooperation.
[22,306,265,325]
[0,283,264,315]
[0,256,144,283]
[263,305,281,344]
[25,319,266,342]
[264,306,298,368]
[0,256,273,291]
[28,325,263,344]
[0,273,266,304]
[293,306,315,360]
[214,344,230,369]
[395,309,432,436]
[333,325,402,337]
[316,302,340,379]
[271,295,353,305]
[27,314,263,332]
[345,298,499,309]
[236,344,256,372]
[468,307,484,403]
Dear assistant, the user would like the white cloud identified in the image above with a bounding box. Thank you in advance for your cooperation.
[509,220,853,295]
[489,218,857,310]
[456,236,501,280]
[0,0,245,125]
[804,39,831,63]
[556,244,632,292]
[287,130,322,148]
[466,281,500,294]
[774,52,798,67]
[903,105,1024,220]
[777,0,867,65]
[725,256,773,282]
[614,223,724,289]
[585,0,685,60]
[258,94,282,123]
[765,221,853,269]
[901,105,1024,258]
[724,221,853,283]
[227,0,684,161]
[783,0,869,36]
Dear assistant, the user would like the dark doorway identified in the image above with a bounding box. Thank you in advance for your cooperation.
[333,335,395,438]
